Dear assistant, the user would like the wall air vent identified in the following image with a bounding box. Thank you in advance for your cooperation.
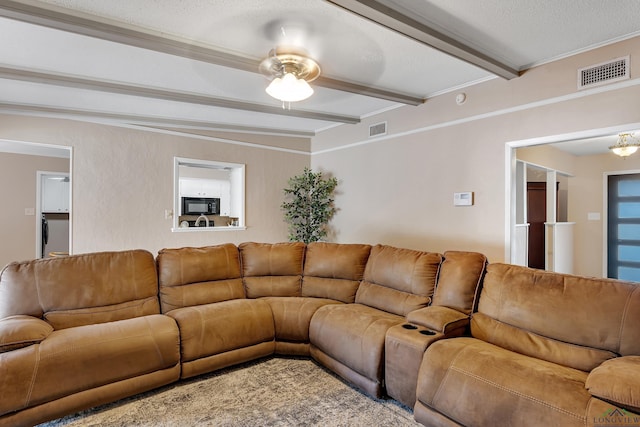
[369,121,387,137]
[578,56,629,90]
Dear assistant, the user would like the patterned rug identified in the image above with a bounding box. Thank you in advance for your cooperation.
[40,357,422,426]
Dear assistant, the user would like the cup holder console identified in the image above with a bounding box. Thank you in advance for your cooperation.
[401,323,437,335]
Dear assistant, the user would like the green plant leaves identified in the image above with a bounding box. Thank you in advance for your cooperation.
[281,167,338,243]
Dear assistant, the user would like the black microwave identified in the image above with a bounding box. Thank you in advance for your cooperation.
[182,197,220,215]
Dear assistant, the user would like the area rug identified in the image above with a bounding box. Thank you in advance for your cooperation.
[40,357,422,426]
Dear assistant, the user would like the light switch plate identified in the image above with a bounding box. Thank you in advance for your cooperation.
[24,208,35,216]
[454,192,474,206]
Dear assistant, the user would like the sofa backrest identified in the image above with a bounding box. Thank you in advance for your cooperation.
[474,263,640,371]
[0,250,160,329]
[355,245,442,316]
[239,242,305,298]
[156,243,244,313]
[432,251,487,315]
[302,242,371,303]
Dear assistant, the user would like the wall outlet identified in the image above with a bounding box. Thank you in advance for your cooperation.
[164,209,173,219]
[25,208,35,216]
[587,212,601,221]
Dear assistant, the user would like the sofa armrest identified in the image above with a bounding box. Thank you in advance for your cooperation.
[0,315,53,353]
[586,356,640,413]
[406,306,469,335]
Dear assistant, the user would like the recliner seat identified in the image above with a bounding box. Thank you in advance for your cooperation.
[157,243,275,378]
[414,263,640,427]
[0,250,181,427]
[310,244,443,397]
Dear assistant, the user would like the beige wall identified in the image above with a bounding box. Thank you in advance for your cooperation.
[0,152,69,267]
[0,116,309,264]
[311,36,640,264]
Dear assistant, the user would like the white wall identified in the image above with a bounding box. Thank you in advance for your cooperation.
[0,116,309,261]
[311,36,640,263]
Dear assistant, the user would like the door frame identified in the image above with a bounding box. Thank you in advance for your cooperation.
[504,122,640,264]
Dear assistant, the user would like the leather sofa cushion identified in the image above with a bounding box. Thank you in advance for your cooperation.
[157,244,244,312]
[0,343,42,417]
[310,303,404,382]
[0,250,160,327]
[166,299,274,362]
[239,242,305,298]
[243,276,301,298]
[301,277,360,304]
[417,337,592,427]
[471,312,616,372]
[586,356,640,412]
[0,314,179,417]
[356,282,431,317]
[480,264,640,357]
[44,297,159,330]
[356,245,441,316]
[0,315,52,353]
[157,244,242,286]
[302,242,371,303]
[432,251,487,315]
[407,305,469,334]
[262,297,342,343]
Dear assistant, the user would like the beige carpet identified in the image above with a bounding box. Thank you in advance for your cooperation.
[40,357,422,426]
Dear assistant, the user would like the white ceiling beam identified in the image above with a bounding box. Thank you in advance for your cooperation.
[326,0,520,80]
[0,102,316,137]
[0,66,361,124]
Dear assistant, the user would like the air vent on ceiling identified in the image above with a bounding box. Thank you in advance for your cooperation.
[578,56,629,90]
[369,121,387,137]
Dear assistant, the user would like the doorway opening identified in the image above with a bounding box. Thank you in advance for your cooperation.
[0,139,71,265]
[37,171,71,258]
[513,160,572,272]
[505,122,640,277]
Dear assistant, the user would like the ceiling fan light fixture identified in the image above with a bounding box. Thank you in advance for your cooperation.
[609,133,640,157]
[260,47,320,104]
[266,72,314,102]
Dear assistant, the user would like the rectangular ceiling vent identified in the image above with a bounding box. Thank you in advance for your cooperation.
[578,56,629,90]
[369,121,387,137]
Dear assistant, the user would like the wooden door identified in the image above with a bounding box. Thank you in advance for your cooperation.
[527,182,547,269]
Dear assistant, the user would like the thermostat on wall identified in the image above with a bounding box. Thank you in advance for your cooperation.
[454,192,474,206]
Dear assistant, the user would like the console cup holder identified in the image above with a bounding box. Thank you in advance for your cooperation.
[402,324,418,330]
[420,330,436,336]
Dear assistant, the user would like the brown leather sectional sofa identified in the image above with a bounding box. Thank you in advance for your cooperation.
[0,242,638,427]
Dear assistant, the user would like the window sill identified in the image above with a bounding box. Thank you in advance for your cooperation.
[171,226,246,233]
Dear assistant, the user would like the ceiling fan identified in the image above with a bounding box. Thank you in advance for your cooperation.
[259,46,321,106]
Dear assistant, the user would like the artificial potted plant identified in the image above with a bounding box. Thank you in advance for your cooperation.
[281,167,338,243]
